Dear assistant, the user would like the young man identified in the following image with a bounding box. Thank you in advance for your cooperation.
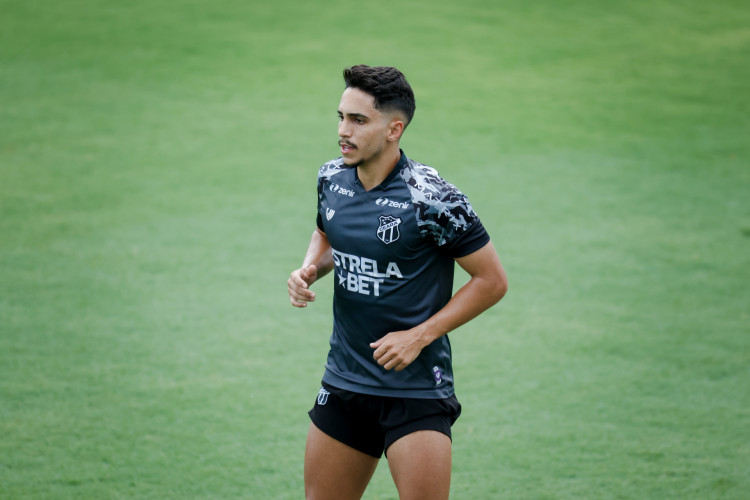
[287,65,508,500]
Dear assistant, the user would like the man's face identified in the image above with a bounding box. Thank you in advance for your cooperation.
[337,87,392,168]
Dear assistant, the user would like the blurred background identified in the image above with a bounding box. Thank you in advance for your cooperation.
[1,1,748,498]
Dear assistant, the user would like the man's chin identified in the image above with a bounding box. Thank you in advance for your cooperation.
[342,158,361,168]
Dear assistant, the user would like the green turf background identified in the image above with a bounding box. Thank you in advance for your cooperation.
[1,0,748,498]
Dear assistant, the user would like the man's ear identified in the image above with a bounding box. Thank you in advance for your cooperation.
[387,118,405,142]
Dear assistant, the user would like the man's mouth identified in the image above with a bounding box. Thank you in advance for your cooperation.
[340,142,356,154]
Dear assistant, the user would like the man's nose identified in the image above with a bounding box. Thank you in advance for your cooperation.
[338,120,351,138]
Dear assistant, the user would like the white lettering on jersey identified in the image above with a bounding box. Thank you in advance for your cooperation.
[385,262,403,279]
[338,271,383,296]
[331,248,403,296]
[375,197,409,209]
[329,183,355,197]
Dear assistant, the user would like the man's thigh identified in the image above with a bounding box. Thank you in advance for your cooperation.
[386,430,452,500]
[304,423,379,500]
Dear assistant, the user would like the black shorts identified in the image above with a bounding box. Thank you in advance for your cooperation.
[308,382,462,458]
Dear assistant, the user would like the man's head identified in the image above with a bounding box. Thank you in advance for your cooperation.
[343,65,415,127]
[338,65,415,168]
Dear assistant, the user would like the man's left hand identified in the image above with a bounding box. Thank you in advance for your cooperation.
[370,329,427,371]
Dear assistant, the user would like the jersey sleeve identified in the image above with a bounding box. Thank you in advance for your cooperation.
[440,218,490,257]
[402,162,490,258]
[316,168,325,230]
[316,160,343,231]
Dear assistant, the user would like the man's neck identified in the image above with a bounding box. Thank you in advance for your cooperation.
[356,146,401,191]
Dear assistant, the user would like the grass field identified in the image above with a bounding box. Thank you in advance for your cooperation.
[1,0,749,498]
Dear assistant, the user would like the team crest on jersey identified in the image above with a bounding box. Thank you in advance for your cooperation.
[377,215,401,244]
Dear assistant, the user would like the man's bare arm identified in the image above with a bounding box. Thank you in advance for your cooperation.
[371,241,508,370]
[288,228,333,307]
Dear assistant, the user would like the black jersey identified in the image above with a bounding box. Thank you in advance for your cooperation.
[316,152,490,398]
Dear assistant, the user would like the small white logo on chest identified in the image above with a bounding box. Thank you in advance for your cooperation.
[330,184,355,197]
[325,208,335,220]
[375,197,409,209]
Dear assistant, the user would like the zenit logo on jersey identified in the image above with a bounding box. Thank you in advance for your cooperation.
[329,183,355,197]
[375,197,410,209]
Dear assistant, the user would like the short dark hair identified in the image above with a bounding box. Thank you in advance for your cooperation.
[343,65,415,126]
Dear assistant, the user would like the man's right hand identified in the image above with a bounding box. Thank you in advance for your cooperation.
[288,264,318,307]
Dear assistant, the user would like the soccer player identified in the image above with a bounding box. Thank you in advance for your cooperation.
[287,65,508,500]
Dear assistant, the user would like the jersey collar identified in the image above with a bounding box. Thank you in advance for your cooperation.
[354,150,408,192]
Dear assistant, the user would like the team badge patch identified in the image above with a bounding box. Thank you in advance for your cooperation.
[317,387,330,405]
[377,215,401,244]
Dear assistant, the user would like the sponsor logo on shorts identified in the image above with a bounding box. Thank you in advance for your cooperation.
[317,387,330,405]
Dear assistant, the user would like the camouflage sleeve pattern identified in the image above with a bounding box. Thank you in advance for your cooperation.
[400,159,480,247]
[317,159,346,205]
